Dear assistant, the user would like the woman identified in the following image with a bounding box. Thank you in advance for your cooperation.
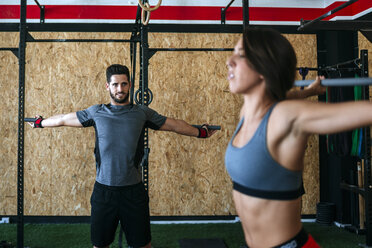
[225,27,370,247]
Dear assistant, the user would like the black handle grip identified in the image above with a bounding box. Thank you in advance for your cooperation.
[24,118,37,122]
[192,125,221,130]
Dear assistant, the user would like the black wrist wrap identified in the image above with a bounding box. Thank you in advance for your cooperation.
[34,116,44,128]
[197,125,208,138]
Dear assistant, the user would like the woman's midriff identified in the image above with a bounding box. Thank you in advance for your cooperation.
[233,190,303,248]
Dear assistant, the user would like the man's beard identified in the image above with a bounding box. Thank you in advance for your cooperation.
[110,91,129,104]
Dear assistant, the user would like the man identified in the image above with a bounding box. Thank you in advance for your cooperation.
[29,64,217,248]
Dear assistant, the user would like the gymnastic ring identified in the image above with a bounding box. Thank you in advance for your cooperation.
[135,88,153,105]
[138,0,162,12]
[141,2,151,25]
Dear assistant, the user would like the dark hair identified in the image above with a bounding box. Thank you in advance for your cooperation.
[242,28,297,101]
[106,64,130,83]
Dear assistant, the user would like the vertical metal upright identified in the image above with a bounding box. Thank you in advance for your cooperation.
[17,0,27,247]
[130,5,141,105]
[130,41,137,104]
[361,49,372,246]
[242,0,249,29]
[140,23,150,191]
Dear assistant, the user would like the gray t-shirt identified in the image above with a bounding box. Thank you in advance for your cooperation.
[76,103,166,186]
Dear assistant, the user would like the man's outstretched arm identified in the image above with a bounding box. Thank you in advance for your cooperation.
[29,112,83,128]
[159,118,217,138]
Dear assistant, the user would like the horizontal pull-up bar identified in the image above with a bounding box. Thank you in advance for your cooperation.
[0,47,18,52]
[149,48,233,52]
[0,47,19,58]
[295,77,372,87]
[26,39,139,43]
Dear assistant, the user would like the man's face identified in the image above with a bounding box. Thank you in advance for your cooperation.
[106,74,131,105]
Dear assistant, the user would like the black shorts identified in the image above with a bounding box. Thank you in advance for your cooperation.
[90,181,151,247]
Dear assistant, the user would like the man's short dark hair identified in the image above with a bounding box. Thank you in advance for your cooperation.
[106,64,130,83]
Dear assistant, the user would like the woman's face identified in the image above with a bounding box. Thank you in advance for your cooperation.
[226,38,264,95]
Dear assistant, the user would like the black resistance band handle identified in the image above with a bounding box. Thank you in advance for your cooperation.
[192,125,221,130]
[24,118,37,122]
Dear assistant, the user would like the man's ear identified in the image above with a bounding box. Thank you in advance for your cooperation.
[105,82,110,90]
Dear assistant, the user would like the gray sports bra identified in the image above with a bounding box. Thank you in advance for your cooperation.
[225,104,304,200]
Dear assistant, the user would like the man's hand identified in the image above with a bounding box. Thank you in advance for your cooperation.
[28,115,43,128]
[197,124,218,138]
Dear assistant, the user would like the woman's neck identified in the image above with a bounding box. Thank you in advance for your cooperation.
[241,93,275,122]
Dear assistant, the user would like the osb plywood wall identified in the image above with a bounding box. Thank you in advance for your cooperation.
[0,32,18,215]
[148,33,320,215]
[0,31,320,216]
[359,32,372,97]
[358,32,372,160]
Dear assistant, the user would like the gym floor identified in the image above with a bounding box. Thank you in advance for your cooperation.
[0,222,366,248]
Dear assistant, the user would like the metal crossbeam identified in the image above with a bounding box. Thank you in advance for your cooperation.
[298,0,360,31]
